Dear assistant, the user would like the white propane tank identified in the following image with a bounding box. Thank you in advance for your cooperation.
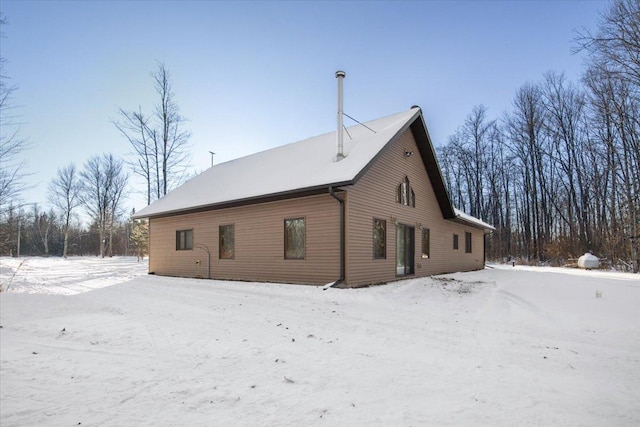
[578,253,600,269]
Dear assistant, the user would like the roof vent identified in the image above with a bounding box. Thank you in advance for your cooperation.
[335,70,346,162]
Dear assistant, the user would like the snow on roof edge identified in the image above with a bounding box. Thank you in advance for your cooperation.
[453,208,495,232]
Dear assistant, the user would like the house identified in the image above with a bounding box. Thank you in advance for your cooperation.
[134,106,494,287]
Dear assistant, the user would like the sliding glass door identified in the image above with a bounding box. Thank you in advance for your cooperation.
[396,224,415,276]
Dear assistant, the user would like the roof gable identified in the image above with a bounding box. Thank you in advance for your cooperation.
[136,108,423,218]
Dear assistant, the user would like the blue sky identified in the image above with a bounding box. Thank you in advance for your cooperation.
[2,0,607,215]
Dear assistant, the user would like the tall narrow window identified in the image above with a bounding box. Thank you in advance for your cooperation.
[453,234,459,250]
[284,218,305,259]
[373,218,386,259]
[176,229,193,250]
[465,232,472,253]
[219,225,234,259]
[421,228,430,258]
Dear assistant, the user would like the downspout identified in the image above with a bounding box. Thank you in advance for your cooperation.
[483,233,487,269]
[328,186,345,287]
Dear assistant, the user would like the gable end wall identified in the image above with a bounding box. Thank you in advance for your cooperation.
[344,128,485,287]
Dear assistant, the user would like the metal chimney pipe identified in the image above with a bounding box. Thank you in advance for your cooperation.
[335,70,346,162]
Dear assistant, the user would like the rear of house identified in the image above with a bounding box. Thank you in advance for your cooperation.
[136,107,493,287]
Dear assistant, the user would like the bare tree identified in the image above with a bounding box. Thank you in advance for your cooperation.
[152,63,191,197]
[114,62,191,205]
[113,107,154,205]
[0,14,29,213]
[80,154,128,258]
[49,163,81,257]
[505,82,550,261]
[575,0,640,90]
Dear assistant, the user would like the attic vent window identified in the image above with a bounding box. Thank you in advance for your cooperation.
[396,176,415,207]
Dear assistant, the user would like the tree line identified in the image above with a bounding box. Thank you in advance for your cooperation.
[0,153,148,258]
[0,202,147,259]
[438,0,640,271]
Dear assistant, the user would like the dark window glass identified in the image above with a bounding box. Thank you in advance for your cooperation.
[453,234,459,250]
[465,232,472,253]
[219,225,234,259]
[176,229,193,250]
[422,228,430,258]
[373,219,386,259]
[284,218,305,259]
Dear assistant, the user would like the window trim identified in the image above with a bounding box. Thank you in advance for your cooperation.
[219,224,235,259]
[373,218,387,259]
[284,217,306,260]
[176,229,193,251]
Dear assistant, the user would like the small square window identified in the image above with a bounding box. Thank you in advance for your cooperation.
[176,229,193,251]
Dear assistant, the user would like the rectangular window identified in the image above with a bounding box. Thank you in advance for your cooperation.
[421,228,430,258]
[373,219,386,259]
[219,224,234,259]
[453,234,459,250]
[176,229,193,251]
[465,232,472,253]
[284,218,305,259]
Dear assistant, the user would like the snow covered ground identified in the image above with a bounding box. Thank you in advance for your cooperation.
[1,257,639,426]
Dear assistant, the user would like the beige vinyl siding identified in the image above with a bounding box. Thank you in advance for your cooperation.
[148,194,340,285]
[344,129,485,287]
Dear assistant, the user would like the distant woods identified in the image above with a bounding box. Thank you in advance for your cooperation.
[439,0,640,270]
